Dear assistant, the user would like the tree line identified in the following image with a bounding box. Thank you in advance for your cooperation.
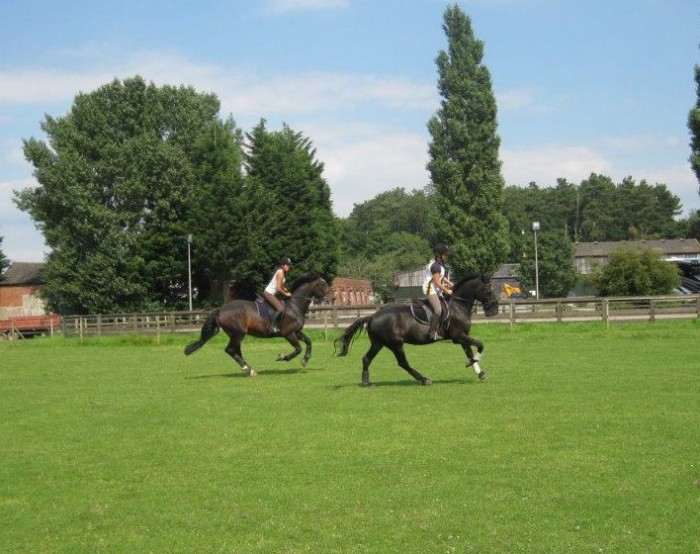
[6,4,699,309]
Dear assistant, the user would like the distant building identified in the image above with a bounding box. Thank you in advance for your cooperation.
[0,262,49,318]
[332,277,374,305]
[574,239,700,275]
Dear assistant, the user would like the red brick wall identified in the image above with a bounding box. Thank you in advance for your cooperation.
[0,285,40,308]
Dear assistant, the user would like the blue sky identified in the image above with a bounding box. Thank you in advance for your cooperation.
[1,0,698,262]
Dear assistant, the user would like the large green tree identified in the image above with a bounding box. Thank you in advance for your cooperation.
[338,187,435,300]
[689,62,700,189]
[241,120,339,290]
[590,247,680,297]
[517,230,578,298]
[503,175,684,259]
[427,4,509,276]
[15,76,221,313]
[187,117,247,305]
[340,187,436,257]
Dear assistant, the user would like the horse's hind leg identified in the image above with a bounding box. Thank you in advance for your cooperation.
[225,336,256,377]
[388,343,431,386]
[361,341,383,387]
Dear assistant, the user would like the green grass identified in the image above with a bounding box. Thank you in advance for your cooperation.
[2,321,699,553]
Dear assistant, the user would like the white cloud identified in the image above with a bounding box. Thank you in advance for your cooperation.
[262,0,349,15]
[501,144,611,186]
[2,138,31,170]
[0,51,435,119]
[0,178,47,262]
[496,86,543,112]
[313,130,429,216]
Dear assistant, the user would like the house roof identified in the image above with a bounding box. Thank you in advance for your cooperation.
[492,263,519,279]
[574,239,700,258]
[1,262,46,285]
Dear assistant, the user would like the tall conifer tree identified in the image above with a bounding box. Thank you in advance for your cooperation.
[689,62,700,190]
[427,4,509,275]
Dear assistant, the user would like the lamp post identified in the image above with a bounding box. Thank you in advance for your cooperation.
[532,221,540,299]
[187,234,193,311]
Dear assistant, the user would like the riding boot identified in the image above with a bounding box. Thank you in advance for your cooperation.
[428,313,442,341]
[269,310,282,334]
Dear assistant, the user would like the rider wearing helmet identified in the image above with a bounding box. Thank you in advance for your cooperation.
[423,244,453,341]
[264,257,293,334]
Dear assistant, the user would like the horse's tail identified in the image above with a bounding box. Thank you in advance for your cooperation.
[334,315,372,356]
[184,309,220,356]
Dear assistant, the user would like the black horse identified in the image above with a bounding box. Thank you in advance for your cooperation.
[185,274,330,376]
[335,274,499,386]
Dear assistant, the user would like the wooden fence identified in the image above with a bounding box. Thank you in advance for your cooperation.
[59,294,700,338]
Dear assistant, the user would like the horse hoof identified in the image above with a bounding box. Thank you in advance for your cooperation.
[276,354,285,362]
[422,378,432,386]
[478,372,488,381]
[361,381,375,387]
[300,358,308,368]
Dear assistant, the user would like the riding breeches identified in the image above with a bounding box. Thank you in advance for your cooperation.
[427,294,442,317]
[264,292,285,312]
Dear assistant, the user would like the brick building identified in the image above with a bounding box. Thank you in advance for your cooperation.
[0,262,49,318]
[331,277,374,305]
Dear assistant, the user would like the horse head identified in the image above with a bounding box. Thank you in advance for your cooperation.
[452,274,499,317]
[289,273,331,302]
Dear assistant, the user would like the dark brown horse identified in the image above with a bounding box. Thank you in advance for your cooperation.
[184,274,330,376]
[335,274,499,386]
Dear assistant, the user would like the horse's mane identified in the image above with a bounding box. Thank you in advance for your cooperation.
[452,272,485,291]
[288,272,320,292]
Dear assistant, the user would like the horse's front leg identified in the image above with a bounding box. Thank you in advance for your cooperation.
[454,334,487,381]
[294,331,312,367]
[276,332,303,362]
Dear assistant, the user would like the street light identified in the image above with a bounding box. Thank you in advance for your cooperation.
[187,234,193,311]
[532,221,540,299]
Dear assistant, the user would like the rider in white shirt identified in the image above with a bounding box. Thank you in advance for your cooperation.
[423,244,453,340]
[264,257,293,333]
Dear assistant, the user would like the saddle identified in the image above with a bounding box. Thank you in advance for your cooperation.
[254,296,273,322]
[254,296,290,323]
[409,296,450,327]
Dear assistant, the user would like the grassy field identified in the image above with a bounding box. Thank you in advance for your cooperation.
[1,321,699,553]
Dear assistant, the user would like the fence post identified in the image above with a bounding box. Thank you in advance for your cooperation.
[556,302,562,323]
[602,299,609,330]
[509,299,515,331]
[96,314,102,337]
[323,309,329,341]
[697,295,700,319]
[332,305,339,329]
[649,299,655,323]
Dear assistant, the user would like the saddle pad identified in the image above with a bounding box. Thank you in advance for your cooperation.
[255,297,272,322]
[409,297,449,326]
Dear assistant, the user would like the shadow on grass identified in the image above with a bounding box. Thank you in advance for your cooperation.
[329,376,471,389]
[186,372,247,380]
[187,365,327,380]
